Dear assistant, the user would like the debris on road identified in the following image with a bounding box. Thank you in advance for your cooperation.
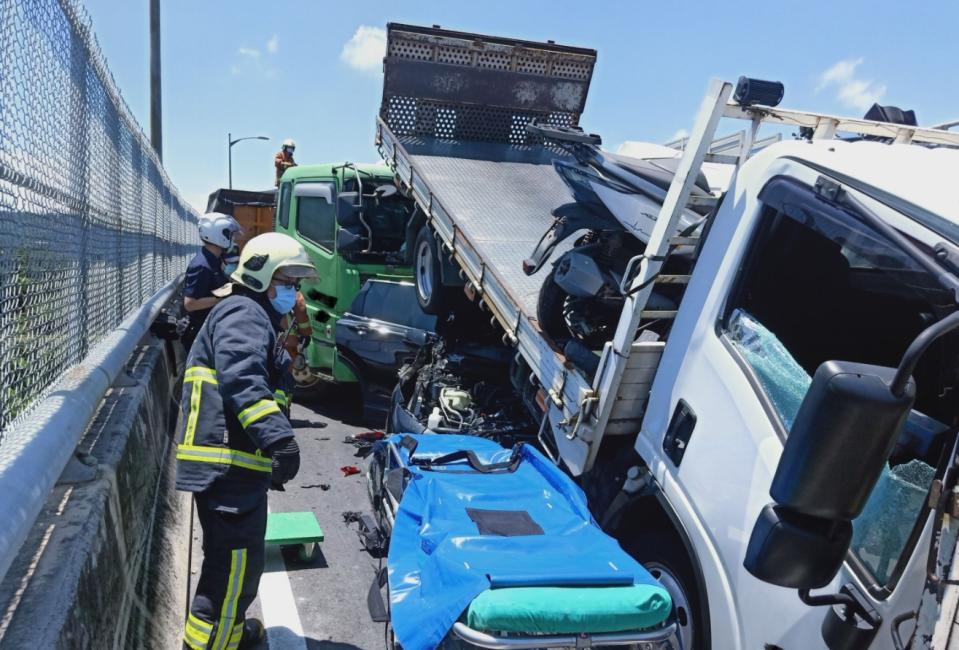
[340,465,361,477]
[344,430,384,458]
[342,510,387,556]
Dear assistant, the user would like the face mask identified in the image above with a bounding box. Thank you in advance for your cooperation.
[223,262,238,276]
[270,285,297,315]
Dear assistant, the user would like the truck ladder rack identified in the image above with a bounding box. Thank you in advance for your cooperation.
[580,79,959,471]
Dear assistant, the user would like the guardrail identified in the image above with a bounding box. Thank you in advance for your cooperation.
[0,278,180,584]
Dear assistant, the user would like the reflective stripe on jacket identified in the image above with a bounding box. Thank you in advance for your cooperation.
[175,293,294,498]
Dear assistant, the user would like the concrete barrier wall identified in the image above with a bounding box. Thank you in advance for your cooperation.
[0,331,189,649]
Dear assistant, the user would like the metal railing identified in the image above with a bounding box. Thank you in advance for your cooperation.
[0,0,198,581]
[0,0,197,441]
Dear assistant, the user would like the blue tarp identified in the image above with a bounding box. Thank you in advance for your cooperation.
[384,434,667,650]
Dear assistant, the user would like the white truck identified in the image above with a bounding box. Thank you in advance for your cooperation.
[375,23,959,649]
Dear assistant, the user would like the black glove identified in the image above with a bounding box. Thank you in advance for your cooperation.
[266,437,300,490]
[298,335,311,350]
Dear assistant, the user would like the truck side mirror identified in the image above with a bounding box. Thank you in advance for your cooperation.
[337,192,361,227]
[336,228,365,252]
[744,360,915,590]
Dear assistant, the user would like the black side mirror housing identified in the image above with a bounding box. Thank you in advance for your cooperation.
[336,228,365,252]
[744,360,915,590]
[772,361,915,521]
[337,192,361,227]
[744,505,852,589]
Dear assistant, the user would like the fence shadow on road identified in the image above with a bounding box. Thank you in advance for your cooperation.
[305,640,367,650]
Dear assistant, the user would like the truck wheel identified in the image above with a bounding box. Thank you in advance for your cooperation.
[624,533,703,650]
[646,560,697,650]
[414,226,448,315]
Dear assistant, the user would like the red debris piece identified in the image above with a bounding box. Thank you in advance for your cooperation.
[340,465,361,477]
[354,430,385,441]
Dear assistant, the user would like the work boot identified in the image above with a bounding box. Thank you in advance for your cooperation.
[238,618,266,649]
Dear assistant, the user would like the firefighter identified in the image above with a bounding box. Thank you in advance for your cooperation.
[182,213,242,350]
[177,232,316,650]
[274,138,297,187]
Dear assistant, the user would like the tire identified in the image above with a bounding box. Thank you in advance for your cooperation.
[624,532,705,650]
[414,226,449,315]
[536,262,614,350]
[536,263,571,347]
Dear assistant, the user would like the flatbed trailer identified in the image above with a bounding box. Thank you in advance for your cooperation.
[375,24,656,472]
[376,23,959,477]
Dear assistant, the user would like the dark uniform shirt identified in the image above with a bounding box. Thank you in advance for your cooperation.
[175,290,294,513]
[184,246,229,329]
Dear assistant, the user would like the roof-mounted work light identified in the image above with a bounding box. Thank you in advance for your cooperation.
[734,76,785,107]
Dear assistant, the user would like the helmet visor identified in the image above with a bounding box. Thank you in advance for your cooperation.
[278,263,317,279]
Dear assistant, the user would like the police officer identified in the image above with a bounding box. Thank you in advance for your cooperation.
[176,232,316,650]
[182,213,242,350]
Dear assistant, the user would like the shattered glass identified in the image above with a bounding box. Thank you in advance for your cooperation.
[728,308,937,585]
[727,309,811,429]
[851,459,935,583]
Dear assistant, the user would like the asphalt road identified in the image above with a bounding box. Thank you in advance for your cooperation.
[188,386,385,650]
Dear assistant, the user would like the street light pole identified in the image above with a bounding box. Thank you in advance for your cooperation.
[228,133,270,189]
[149,0,162,159]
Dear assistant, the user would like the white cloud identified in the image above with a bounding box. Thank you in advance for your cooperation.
[817,57,886,111]
[233,43,277,78]
[837,79,887,112]
[340,25,386,73]
[817,57,862,90]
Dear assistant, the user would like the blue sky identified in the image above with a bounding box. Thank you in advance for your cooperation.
[82,0,957,213]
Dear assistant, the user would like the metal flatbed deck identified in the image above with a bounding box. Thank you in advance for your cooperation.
[378,121,593,416]
[396,137,576,318]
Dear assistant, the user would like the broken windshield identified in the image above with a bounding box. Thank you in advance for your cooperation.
[726,177,958,592]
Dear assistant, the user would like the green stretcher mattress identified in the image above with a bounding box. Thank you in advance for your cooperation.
[465,584,673,635]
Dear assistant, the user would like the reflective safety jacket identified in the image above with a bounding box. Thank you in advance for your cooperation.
[175,291,294,510]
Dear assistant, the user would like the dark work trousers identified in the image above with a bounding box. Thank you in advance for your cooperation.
[183,492,267,650]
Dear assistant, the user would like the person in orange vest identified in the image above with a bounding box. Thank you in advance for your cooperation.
[274,139,297,186]
[282,292,313,357]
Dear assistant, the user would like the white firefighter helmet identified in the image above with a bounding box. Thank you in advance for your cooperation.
[282,138,296,149]
[232,232,316,292]
[198,212,242,249]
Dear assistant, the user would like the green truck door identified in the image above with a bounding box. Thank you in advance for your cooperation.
[292,180,339,374]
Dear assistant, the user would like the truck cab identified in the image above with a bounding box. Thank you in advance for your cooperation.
[274,163,414,388]
[625,137,959,649]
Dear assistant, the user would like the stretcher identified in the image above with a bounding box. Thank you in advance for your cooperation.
[366,434,680,650]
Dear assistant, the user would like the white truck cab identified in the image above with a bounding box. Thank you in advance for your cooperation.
[639,138,959,648]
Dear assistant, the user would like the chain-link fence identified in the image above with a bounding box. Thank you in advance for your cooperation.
[0,0,198,443]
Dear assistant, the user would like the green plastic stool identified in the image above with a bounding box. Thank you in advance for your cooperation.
[265,511,324,562]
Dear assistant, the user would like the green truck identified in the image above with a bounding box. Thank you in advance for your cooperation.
[274,162,415,389]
